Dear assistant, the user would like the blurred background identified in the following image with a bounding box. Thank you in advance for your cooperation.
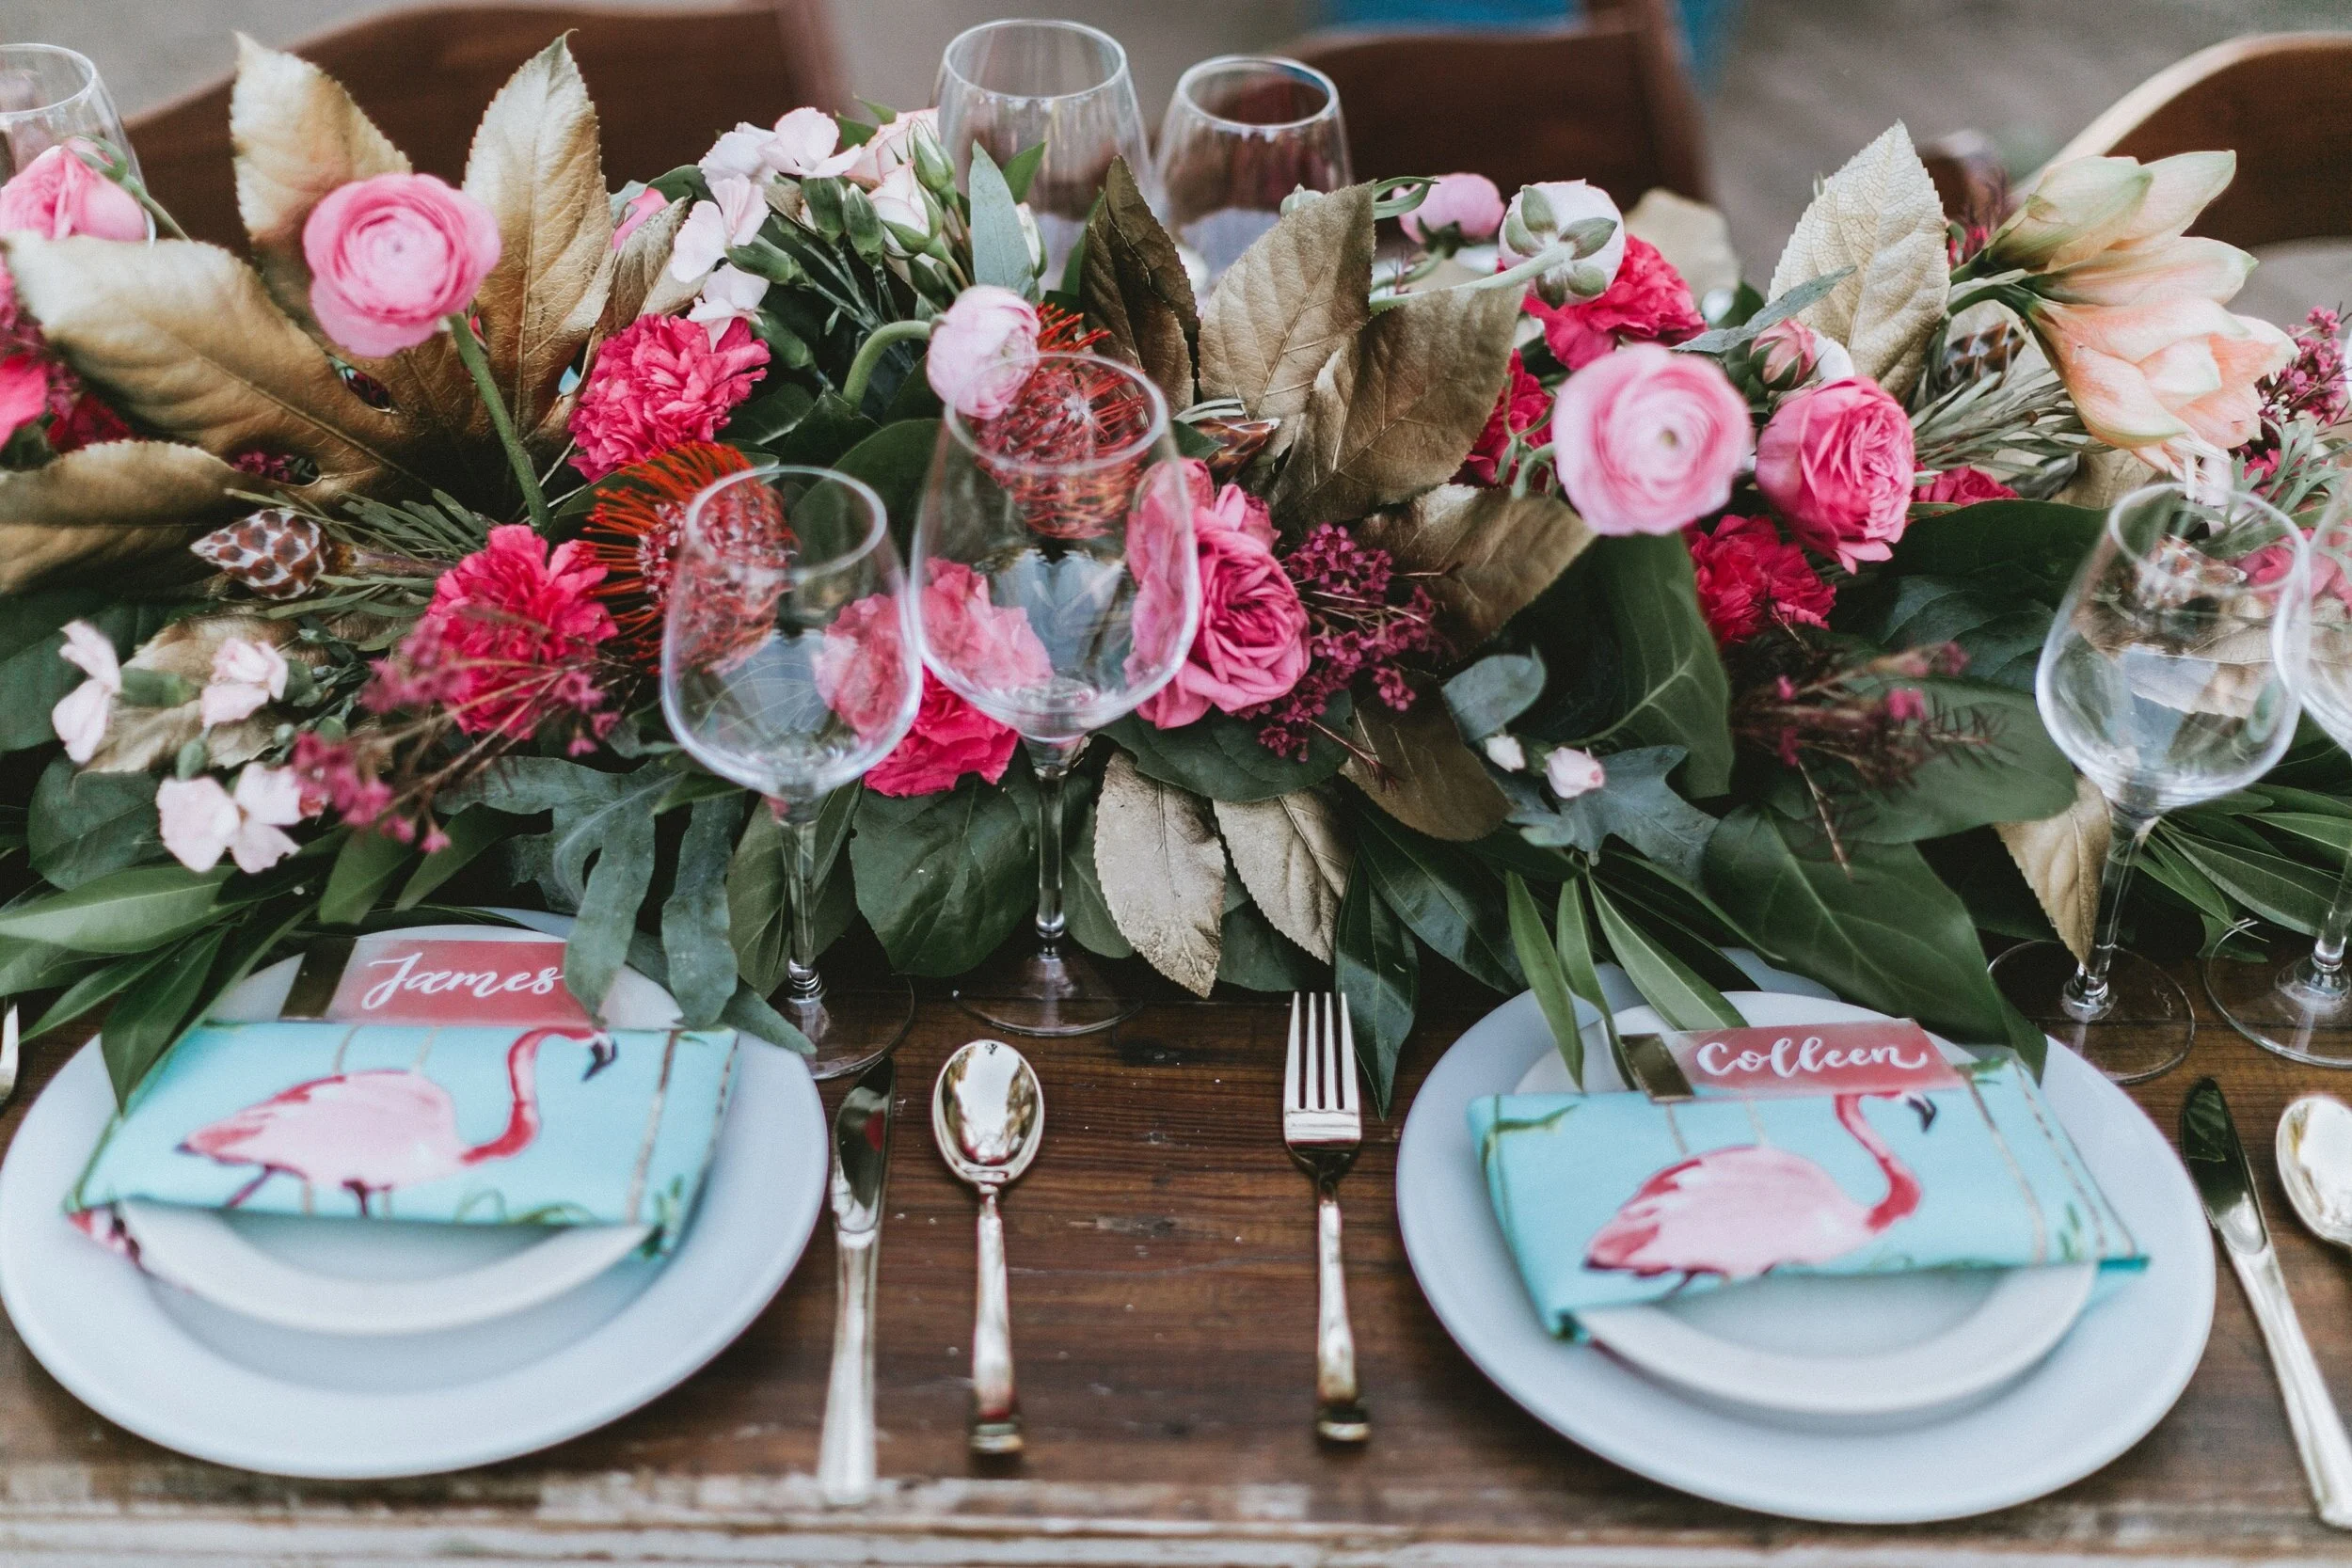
[7,0,2346,321]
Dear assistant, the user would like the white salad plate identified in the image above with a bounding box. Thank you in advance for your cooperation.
[1526,993,2098,1427]
[1398,953,2213,1524]
[0,917,826,1478]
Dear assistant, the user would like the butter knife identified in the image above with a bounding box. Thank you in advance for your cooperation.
[817,1053,895,1506]
[2183,1077,2352,1529]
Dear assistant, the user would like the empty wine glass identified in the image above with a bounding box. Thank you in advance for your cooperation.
[933,19,1155,278]
[1992,481,2310,1083]
[2206,472,2352,1063]
[662,466,923,1080]
[0,44,140,184]
[1155,55,1351,286]
[913,352,1200,1037]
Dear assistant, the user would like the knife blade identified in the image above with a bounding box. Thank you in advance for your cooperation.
[818,1053,895,1506]
[2183,1077,2352,1529]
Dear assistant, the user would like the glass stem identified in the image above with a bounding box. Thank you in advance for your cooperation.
[780,796,824,1006]
[2066,800,2156,1020]
[2311,843,2352,985]
[1027,737,1085,943]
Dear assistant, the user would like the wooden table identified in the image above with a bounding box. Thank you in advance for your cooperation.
[1,961,2350,1565]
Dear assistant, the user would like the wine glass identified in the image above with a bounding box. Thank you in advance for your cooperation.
[661,466,923,1080]
[1155,55,1351,286]
[912,352,1200,1037]
[933,19,1155,279]
[1992,481,2310,1083]
[0,44,140,184]
[2205,472,2352,1063]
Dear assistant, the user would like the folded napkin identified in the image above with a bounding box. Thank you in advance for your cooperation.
[1469,1041,2143,1337]
[70,1020,737,1252]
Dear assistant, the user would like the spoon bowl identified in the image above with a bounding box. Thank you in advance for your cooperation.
[933,1038,1044,1186]
[2278,1094,2352,1247]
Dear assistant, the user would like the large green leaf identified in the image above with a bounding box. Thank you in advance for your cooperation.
[1573,535,1733,796]
[1343,695,1510,842]
[319,829,414,926]
[1351,805,1520,993]
[0,863,230,953]
[661,793,744,1028]
[1883,500,2106,600]
[2167,832,2339,935]
[1505,871,1585,1087]
[965,143,1035,296]
[29,758,159,890]
[834,419,941,550]
[395,805,519,910]
[1839,574,2049,692]
[1106,698,1349,802]
[1216,875,1323,993]
[727,787,859,993]
[566,793,660,1015]
[850,780,1031,976]
[1334,866,1416,1115]
[1589,879,1743,1030]
[102,926,228,1105]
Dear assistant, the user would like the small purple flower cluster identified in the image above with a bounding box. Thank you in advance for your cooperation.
[2261,307,2348,434]
[1242,523,1443,760]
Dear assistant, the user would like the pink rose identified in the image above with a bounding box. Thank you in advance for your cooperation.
[1522,236,1705,371]
[1403,172,1504,245]
[302,173,501,358]
[612,188,669,250]
[865,675,1020,797]
[0,141,145,242]
[1756,377,1918,572]
[1549,342,1752,536]
[919,559,1053,698]
[1134,462,1307,729]
[816,592,920,745]
[928,285,1040,420]
[1915,467,2018,506]
[1684,514,1836,648]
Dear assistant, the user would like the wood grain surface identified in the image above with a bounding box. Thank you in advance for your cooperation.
[0,950,2349,1565]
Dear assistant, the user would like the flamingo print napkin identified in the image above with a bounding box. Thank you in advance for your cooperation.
[1468,1046,2144,1338]
[67,1020,738,1253]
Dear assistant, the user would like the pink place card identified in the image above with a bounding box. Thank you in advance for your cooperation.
[285,935,594,1026]
[1661,1021,1963,1099]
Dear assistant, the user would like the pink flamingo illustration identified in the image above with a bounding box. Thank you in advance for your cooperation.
[1585,1092,1935,1282]
[178,1027,616,1216]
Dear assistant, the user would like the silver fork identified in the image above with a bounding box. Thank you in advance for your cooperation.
[0,1005,18,1109]
[1283,992,1368,1443]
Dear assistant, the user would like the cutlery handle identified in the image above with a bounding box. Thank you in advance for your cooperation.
[817,1226,880,1505]
[1313,1183,1369,1443]
[970,1188,1022,1455]
[2233,1243,2352,1528]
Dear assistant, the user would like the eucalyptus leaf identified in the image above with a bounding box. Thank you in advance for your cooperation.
[1334,867,1416,1115]
[1675,268,1850,355]
[965,143,1035,296]
[1512,745,1718,882]
[1442,651,1548,742]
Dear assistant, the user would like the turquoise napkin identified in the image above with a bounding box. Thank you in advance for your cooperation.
[1469,1053,2143,1337]
[70,1020,738,1252]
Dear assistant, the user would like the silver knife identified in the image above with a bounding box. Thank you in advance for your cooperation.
[2183,1077,2352,1529]
[817,1053,895,1506]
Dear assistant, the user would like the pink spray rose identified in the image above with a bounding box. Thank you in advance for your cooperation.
[865,676,1021,797]
[1756,376,1918,571]
[568,313,769,480]
[1550,342,1753,536]
[1134,461,1308,729]
[0,141,145,242]
[1402,172,1504,245]
[302,173,501,358]
[1684,514,1836,648]
[1522,235,1705,372]
[815,592,921,745]
[919,559,1054,699]
[928,285,1041,420]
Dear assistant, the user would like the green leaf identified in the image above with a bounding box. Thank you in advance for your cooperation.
[833,418,941,550]
[661,793,744,1028]
[1506,871,1585,1087]
[2167,832,2339,935]
[652,769,742,816]
[1574,535,1733,795]
[1883,500,2107,601]
[30,943,172,1038]
[1839,574,2048,692]
[1216,875,1323,992]
[0,595,173,753]
[319,829,414,927]
[1350,805,1520,992]
[1334,865,1416,1115]
[1589,879,1744,1030]
[396,804,517,910]
[2258,812,2352,856]
[197,897,313,1023]
[566,801,659,1016]
[1106,698,1350,802]
[965,142,1035,296]
[618,924,814,1056]
[0,863,230,953]
[1080,156,1196,407]
[1675,266,1851,354]
[725,786,859,995]
[1551,876,1622,1085]
[102,926,227,1105]
[29,757,159,889]
[1443,651,1548,741]
[724,383,818,447]
[770,390,879,468]
[850,779,1031,976]
[1000,142,1046,201]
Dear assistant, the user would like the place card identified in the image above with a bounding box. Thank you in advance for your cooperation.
[278,934,593,1026]
[1623,1020,1963,1101]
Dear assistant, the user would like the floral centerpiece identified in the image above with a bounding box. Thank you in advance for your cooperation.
[0,39,2341,1109]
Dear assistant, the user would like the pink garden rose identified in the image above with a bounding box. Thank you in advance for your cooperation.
[1135,461,1307,729]
[1522,236,1704,371]
[865,676,1021,797]
[1402,172,1503,245]
[568,314,768,480]
[302,173,501,358]
[920,559,1053,699]
[1684,514,1836,648]
[1549,342,1752,536]
[928,285,1040,419]
[1756,376,1918,571]
[816,592,920,745]
[0,141,145,242]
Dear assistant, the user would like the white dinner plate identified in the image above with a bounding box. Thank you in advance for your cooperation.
[0,915,827,1479]
[1518,993,2096,1427]
[1398,953,2213,1523]
[108,926,660,1338]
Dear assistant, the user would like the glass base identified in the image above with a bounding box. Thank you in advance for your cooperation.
[774,974,914,1080]
[1990,940,2191,1085]
[2203,921,2352,1068]
[952,932,1140,1037]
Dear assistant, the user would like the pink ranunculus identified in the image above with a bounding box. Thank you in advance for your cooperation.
[865,675,1021,797]
[1457,350,1549,486]
[1684,514,1836,648]
[1915,467,2018,506]
[815,592,920,745]
[927,285,1039,419]
[0,354,45,440]
[1402,172,1504,245]
[1550,342,1753,536]
[0,141,146,242]
[1756,376,1918,572]
[1522,235,1705,372]
[302,173,501,358]
[1134,461,1308,730]
[920,559,1053,698]
[612,188,670,250]
[568,314,768,480]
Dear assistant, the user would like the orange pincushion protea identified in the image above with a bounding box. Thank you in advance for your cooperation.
[577,441,757,663]
[970,306,1158,540]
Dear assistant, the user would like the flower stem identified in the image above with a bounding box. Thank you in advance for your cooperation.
[1370,234,1582,313]
[70,138,190,242]
[446,312,551,535]
[840,318,934,413]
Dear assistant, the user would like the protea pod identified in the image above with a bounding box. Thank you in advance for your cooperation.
[191,509,439,601]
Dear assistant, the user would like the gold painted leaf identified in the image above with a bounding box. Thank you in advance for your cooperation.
[1996,772,2107,964]
[600,195,689,338]
[1214,789,1350,962]
[1094,752,1224,996]
[5,235,423,500]
[0,440,251,593]
[1081,157,1197,410]
[1625,188,1740,303]
[1270,284,1519,531]
[465,38,614,442]
[1343,697,1509,843]
[1198,183,1375,432]
[1768,122,1948,399]
[1359,485,1594,648]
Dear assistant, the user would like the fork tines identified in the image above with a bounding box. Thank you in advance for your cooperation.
[1282,992,1361,1146]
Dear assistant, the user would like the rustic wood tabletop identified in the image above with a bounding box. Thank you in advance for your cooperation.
[1,958,2349,1566]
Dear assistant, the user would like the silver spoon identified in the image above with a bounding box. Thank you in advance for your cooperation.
[2279,1095,2352,1248]
[932,1038,1042,1456]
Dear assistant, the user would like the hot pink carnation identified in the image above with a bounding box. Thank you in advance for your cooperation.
[1551,342,1752,536]
[0,356,44,442]
[1458,350,1550,486]
[1685,514,1836,647]
[1914,467,2018,505]
[1523,236,1705,371]
[0,141,145,242]
[1136,461,1308,729]
[1756,376,1918,571]
[303,173,501,358]
[569,314,769,480]
[865,675,1021,797]
[407,525,616,738]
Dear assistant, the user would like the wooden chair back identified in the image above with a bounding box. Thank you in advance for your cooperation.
[125,2,844,251]
[1279,0,1710,205]
[2049,31,2352,248]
